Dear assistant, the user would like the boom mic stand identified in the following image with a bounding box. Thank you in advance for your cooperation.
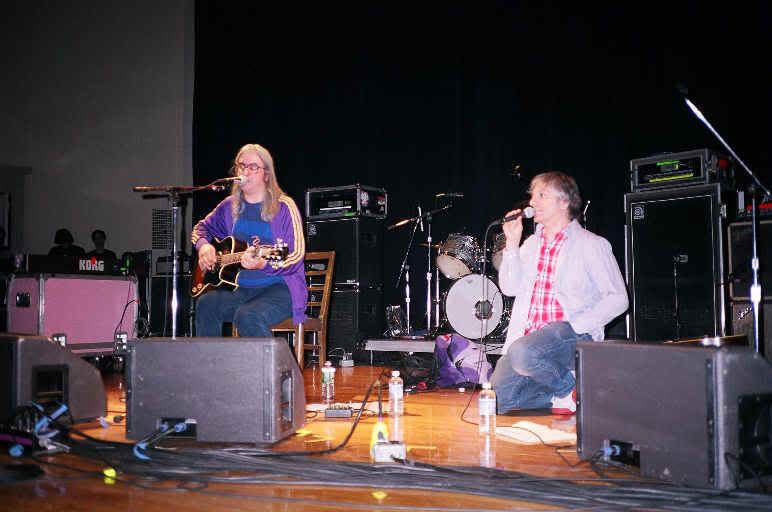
[685,97,771,354]
[388,204,453,338]
[133,178,236,339]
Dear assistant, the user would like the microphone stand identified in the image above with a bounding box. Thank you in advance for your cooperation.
[672,256,682,340]
[685,97,771,354]
[133,178,235,339]
[388,204,453,339]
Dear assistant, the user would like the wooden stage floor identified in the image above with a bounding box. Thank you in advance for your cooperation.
[0,363,768,511]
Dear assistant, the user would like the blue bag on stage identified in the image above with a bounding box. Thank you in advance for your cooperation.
[434,333,493,387]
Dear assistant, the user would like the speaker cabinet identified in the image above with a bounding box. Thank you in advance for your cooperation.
[727,219,772,300]
[306,217,383,287]
[125,337,304,444]
[625,184,729,341]
[328,286,384,357]
[576,340,772,489]
[0,334,106,424]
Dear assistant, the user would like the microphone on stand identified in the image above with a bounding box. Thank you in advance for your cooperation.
[210,176,245,191]
[489,206,535,227]
[215,176,245,184]
[435,192,464,198]
[417,205,425,232]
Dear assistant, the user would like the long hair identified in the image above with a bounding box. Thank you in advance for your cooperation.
[229,144,286,222]
[530,171,583,220]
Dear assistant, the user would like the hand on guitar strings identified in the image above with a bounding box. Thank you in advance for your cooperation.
[198,243,218,271]
[241,246,268,270]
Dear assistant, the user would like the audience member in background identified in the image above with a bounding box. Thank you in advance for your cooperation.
[48,228,85,257]
[85,229,117,261]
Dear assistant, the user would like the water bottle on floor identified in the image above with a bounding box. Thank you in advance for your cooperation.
[389,370,404,416]
[479,382,497,435]
[321,360,335,403]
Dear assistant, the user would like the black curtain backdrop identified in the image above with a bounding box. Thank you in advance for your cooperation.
[193,1,771,331]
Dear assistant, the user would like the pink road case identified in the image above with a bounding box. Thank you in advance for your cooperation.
[7,274,138,355]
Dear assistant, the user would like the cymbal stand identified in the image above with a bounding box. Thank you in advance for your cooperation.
[434,245,441,331]
[424,206,433,336]
[388,204,454,338]
[392,218,420,335]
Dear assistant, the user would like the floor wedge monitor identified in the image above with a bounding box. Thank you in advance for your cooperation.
[576,340,772,490]
[125,337,305,444]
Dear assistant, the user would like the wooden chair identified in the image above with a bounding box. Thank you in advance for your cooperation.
[271,251,335,366]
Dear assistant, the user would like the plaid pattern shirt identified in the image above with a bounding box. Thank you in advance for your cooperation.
[523,228,568,335]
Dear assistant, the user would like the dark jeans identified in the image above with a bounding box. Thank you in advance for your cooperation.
[195,282,292,337]
[490,321,591,413]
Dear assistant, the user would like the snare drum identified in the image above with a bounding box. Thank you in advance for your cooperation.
[443,273,512,340]
[436,233,481,279]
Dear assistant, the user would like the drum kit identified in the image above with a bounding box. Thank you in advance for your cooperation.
[387,200,513,343]
[433,232,512,340]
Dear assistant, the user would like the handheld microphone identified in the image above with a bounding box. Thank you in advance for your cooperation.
[417,205,424,232]
[491,206,535,226]
[435,192,464,198]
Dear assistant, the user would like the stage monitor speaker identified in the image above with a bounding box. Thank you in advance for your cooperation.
[149,274,192,337]
[306,217,383,287]
[125,337,304,444]
[0,334,106,425]
[328,286,384,358]
[625,184,729,341]
[727,219,772,301]
[576,340,772,490]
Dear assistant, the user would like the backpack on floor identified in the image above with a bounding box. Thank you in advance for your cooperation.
[434,333,493,387]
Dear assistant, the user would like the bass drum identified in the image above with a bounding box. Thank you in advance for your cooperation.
[443,273,511,340]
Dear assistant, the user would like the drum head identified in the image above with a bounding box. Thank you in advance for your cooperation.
[444,273,505,340]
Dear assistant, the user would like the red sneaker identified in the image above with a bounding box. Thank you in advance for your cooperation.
[550,388,576,415]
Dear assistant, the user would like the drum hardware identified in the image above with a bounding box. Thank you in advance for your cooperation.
[388,203,454,338]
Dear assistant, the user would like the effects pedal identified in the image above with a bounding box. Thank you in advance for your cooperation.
[340,352,355,367]
[324,404,353,418]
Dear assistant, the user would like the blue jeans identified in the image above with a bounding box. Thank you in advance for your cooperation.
[490,321,591,413]
[195,282,292,337]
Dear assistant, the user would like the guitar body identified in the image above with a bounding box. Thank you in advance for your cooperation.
[190,236,288,298]
[191,236,248,298]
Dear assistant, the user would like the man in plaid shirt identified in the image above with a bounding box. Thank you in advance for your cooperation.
[490,171,628,415]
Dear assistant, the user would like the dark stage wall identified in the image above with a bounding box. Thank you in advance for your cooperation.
[192,2,772,331]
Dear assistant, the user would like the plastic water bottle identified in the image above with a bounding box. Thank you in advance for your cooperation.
[388,370,404,416]
[321,361,335,403]
[479,431,496,468]
[479,382,497,435]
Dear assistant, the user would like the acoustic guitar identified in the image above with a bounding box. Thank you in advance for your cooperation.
[190,236,288,298]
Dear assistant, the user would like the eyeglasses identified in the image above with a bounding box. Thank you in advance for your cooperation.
[236,162,267,174]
